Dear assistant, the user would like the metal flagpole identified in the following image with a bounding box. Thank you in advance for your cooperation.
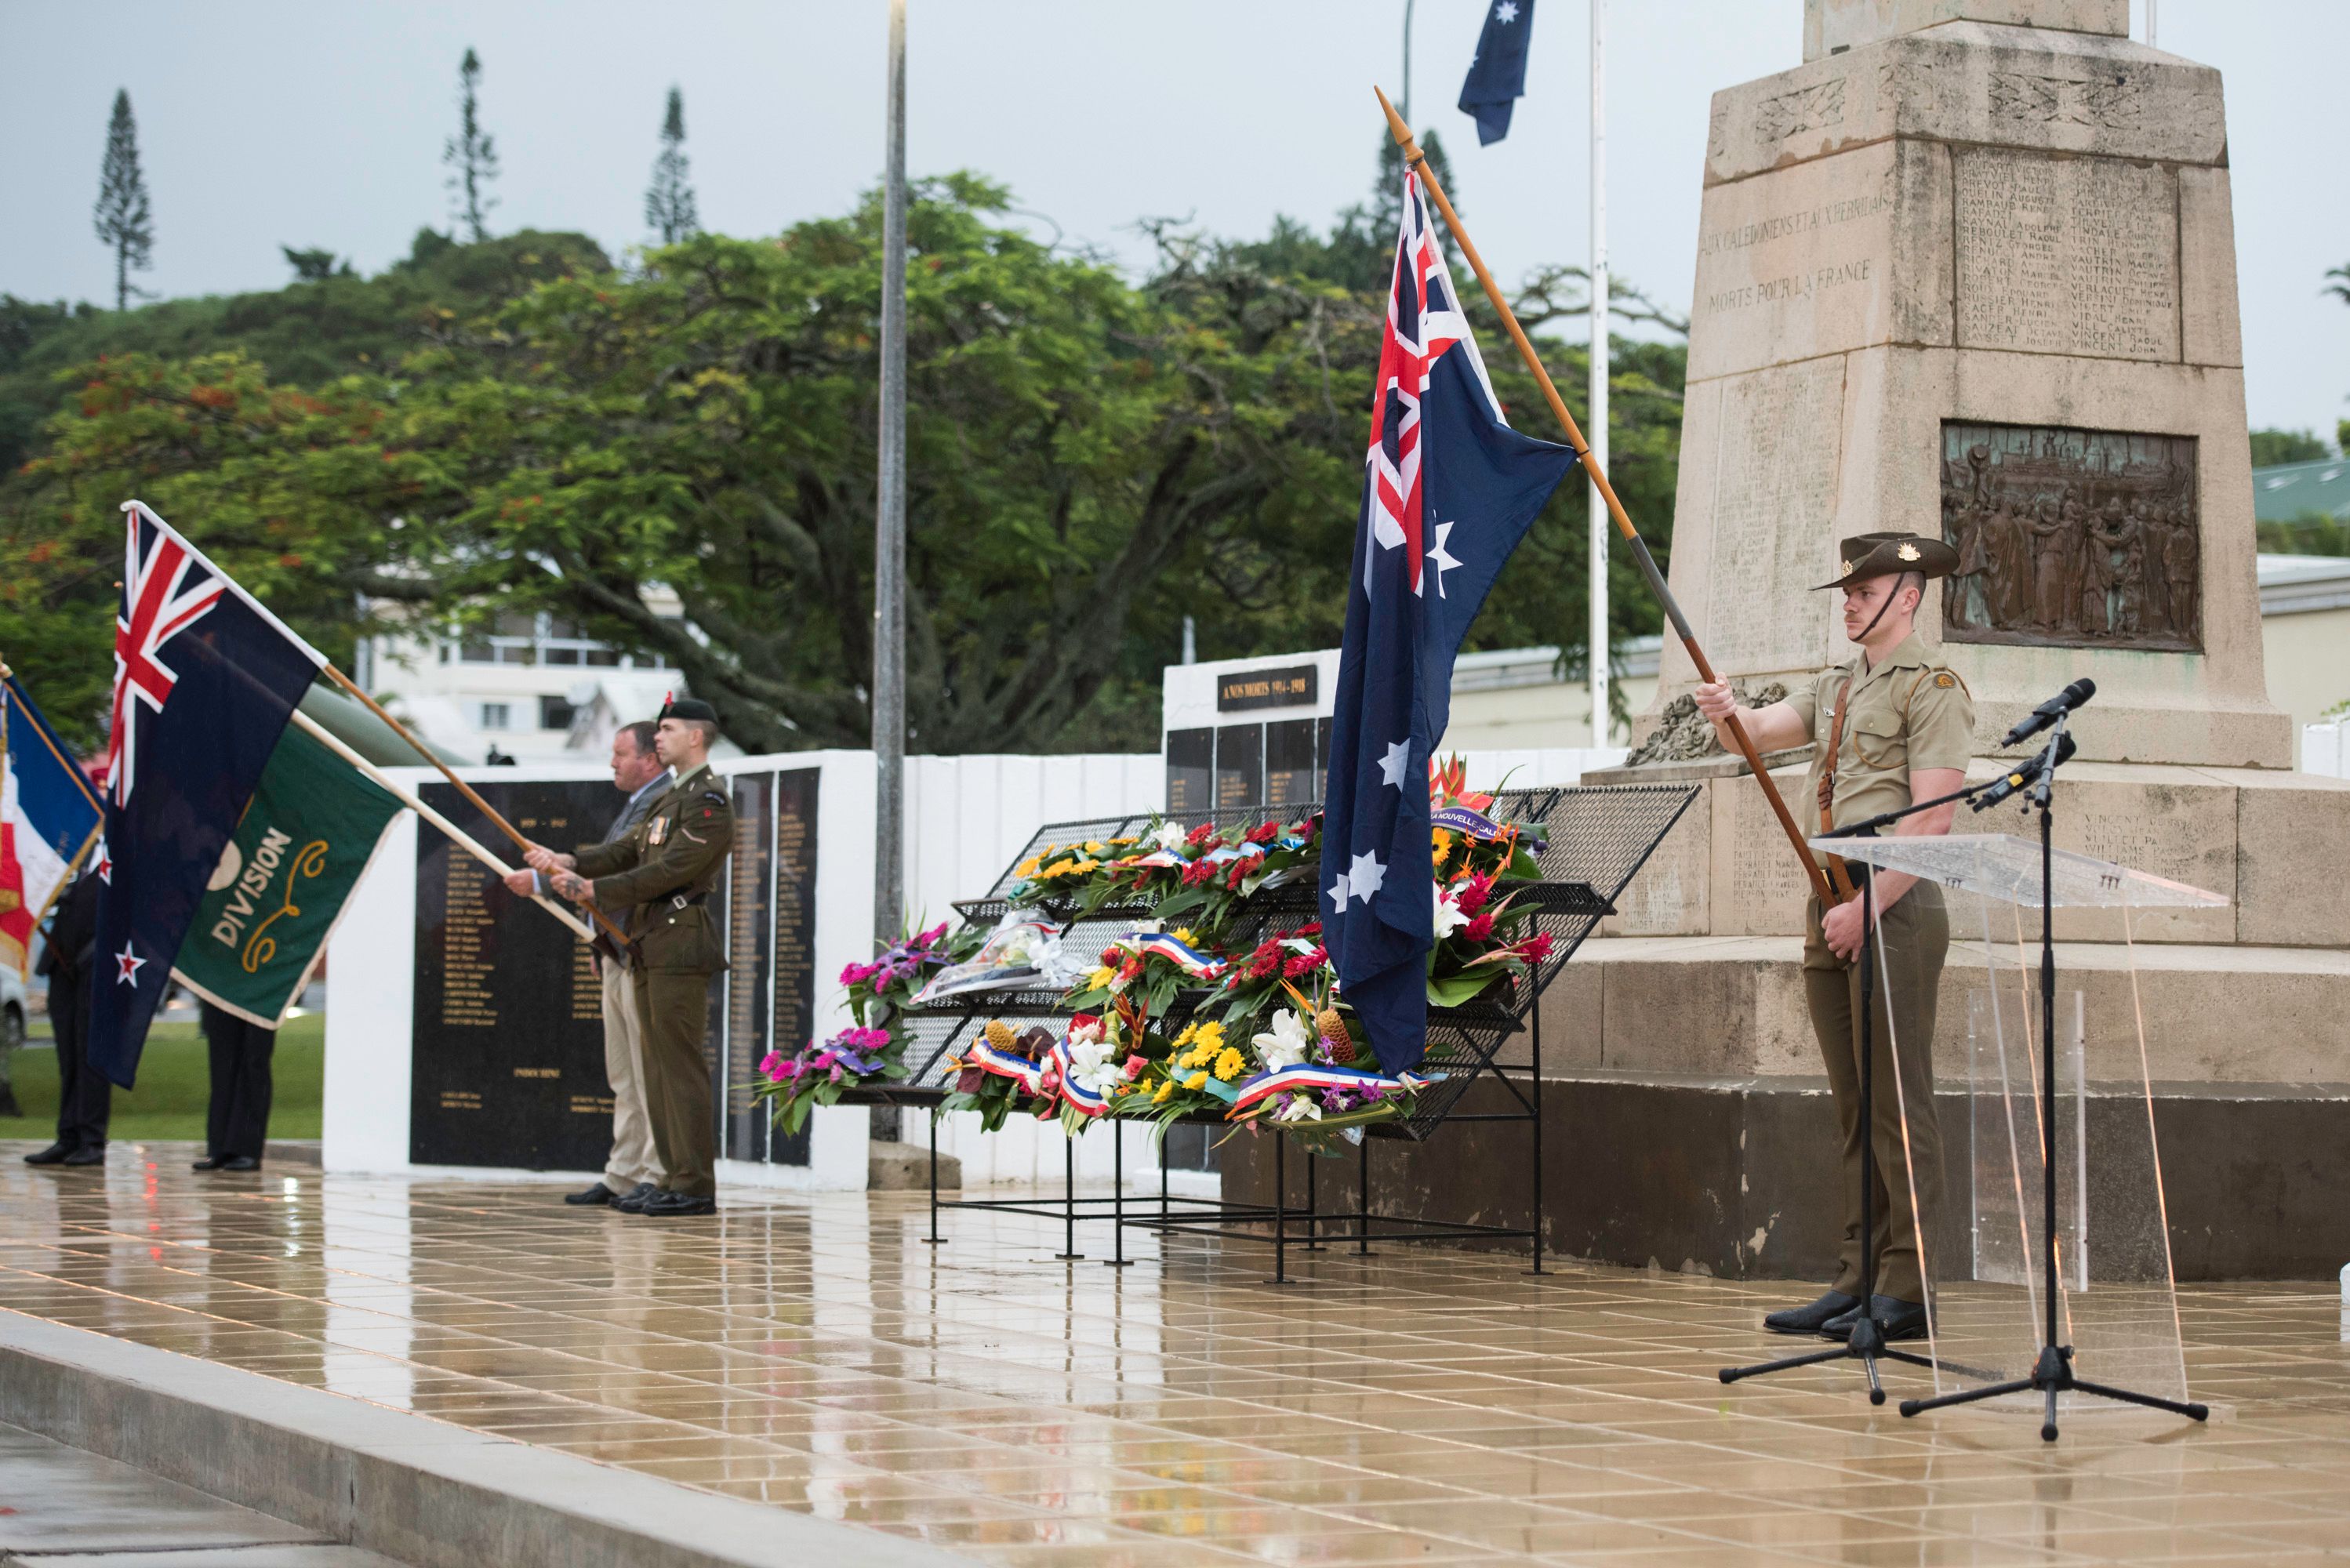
[874,0,908,945]
[872,0,910,1143]
[1375,87,1840,909]
[1587,0,1609,746]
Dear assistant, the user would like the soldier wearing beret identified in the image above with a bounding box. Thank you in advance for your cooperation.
[1693,532,1974,1343]
[527,698,732,1217]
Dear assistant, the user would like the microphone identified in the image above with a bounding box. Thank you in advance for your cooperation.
[1972,731,2079,812]
[1999,678,2095,748]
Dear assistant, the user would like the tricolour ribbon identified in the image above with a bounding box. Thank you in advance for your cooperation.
[1229,1063,1429,1115]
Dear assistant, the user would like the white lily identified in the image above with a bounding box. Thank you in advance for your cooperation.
[1274,1093,1323,1123]
[1432,883,1469,940]
[1150,822,1188,852]
[1251,1007,1313,1072]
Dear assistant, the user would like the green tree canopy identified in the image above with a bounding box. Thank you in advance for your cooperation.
[3,173,1683,755]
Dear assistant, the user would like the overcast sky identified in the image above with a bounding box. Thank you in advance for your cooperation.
[2,1,2342,434]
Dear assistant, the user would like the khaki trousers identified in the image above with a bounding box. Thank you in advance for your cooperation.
[631,966,717,1198]
[598,960,663,1196]
[1803,879,1948,1305]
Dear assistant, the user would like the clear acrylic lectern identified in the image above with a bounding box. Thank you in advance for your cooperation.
[1820,832,2226,1419]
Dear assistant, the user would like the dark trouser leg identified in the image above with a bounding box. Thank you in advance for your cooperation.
[203,1005,236,1158]
[632,967,716,1198]
[1803,885,1949,1305]
[50,978,106,1151]
[226,1022,276,1160]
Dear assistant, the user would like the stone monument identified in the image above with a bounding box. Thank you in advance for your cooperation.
[1304,0,2350,1283]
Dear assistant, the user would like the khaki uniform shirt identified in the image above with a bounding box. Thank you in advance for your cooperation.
[571,762,735,972]
[1785,632,1975,864]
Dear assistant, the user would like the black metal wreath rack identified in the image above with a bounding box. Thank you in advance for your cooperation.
[843,782,1696,1280]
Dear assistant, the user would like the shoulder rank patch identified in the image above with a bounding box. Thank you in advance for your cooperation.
[648,816,669,846]
[1933,671,1957,689]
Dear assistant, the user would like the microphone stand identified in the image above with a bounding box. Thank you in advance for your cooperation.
[1898,713,2210,1439]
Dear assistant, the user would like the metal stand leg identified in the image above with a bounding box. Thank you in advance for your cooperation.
[1055,1136,1083,1261]
[922,1107,946,1246]
[1356,1134,1373,1257]
[1302,1145,1325,1251]
[1104,1120,1131,1267]
[1159,1138,1170,1221]
[1269,1134,1291,1284]
[1528,995,1547,1276]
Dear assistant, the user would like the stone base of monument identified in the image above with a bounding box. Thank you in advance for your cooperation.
[868,1140,961,1192]
[1219,1070,2350,1283]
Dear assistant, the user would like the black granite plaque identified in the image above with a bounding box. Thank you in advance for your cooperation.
[1164,728,1212,816]
[410,779,616,1171]
[1265,718,1317,809]
[1215,723,1264,811]
[768,768,817,1166]
[722,771,772,1163]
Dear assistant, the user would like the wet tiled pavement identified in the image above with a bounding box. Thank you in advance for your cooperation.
[2,1146,2346,1566]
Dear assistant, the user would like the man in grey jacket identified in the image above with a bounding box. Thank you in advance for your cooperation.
[504,720,670,1209]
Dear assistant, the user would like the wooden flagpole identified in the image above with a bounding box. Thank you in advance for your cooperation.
[317,666,639,942]
[1374,89,1839,907]
[288,709,594,943]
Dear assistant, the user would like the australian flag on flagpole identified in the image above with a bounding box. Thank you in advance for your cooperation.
[1459,0,1537,146]
[89,501,324,1087]
[1322,169,1578,1076]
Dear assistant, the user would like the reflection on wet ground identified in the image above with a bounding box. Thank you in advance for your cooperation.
[2,1147,2346,1566]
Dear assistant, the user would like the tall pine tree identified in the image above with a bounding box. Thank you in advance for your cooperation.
[645,86,699,245]
[443,48,499,242]
[93,89,154,310]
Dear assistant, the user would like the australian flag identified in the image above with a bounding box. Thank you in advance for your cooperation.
[1458,0,1537,146]
[89,501,323,1086]
[1324,169,1578,1074]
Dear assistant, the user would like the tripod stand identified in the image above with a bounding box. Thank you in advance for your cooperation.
[1718,851,1935,1406]
[1897,715,2210,1440]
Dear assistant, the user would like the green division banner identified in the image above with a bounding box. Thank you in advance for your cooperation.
[173,723,405,1027]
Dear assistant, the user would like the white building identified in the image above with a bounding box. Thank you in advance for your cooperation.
[351,592,696,764]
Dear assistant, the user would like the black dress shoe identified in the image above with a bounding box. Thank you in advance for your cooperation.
[191,1155,225,1171]
[24,1142,72,1167]
[564,1182,619,1207]
[1821,1294,1930,1343]
[639,1190,717,1217]
[611,1182,657,1214]
[216,1155,261,1173]
[1763,1289,1860,1336]
[60,1145,107,1167]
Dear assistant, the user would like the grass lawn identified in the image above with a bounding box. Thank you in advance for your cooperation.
[2,1014,324,1144]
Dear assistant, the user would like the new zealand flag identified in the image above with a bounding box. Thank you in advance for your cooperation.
[89,502,323,1086]
[1323,170,1578,1074]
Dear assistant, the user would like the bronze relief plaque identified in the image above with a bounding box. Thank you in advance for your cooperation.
[1939,421,2201,652]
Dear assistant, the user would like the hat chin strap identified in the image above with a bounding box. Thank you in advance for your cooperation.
[1851,582,1901,645]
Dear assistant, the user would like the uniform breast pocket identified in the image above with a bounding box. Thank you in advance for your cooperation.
[1851,713,1907,770]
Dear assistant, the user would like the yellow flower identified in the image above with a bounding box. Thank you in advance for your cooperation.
[1152,1077,1175,1104]
[1085,840,1106,853]
[1085,967,1116,991]
[1015,855,1042,877]
[1212,1047,1246,1081]
[1183,1071,1209,1091]
[1172,927,1197,946]
[1072,858,1100,873]
[1171,1022,1198,1051]
[1432,828,1455,855]
[1108,837,1139,847]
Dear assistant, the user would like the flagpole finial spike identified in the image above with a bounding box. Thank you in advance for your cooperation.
[1373,85,1418,156]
